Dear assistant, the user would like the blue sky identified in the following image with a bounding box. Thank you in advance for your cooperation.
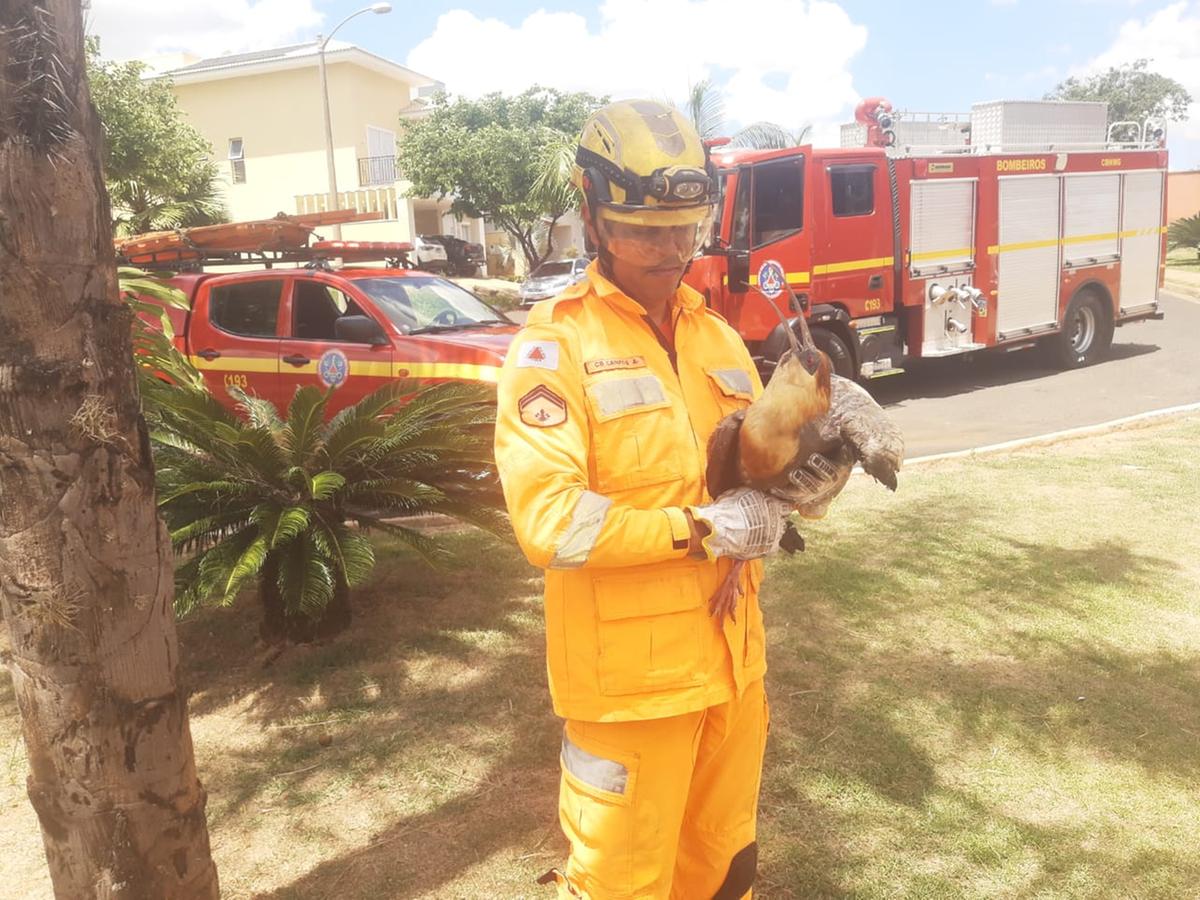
[91,0,1200,167]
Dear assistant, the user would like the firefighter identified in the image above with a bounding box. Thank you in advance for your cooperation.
[494,99,852,899]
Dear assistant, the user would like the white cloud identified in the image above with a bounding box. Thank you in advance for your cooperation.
[1078,1,1200,145]
[407,0,868,135]
[85,0,324,62]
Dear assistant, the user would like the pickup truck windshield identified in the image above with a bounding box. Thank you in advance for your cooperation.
[355,276,508,333]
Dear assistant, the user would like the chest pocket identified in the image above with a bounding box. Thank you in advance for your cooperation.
[705,366,755,415]
[584,373,682,493]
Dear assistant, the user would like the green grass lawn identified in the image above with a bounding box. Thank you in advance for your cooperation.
[1166,246,1200,269]
[2,416,1198,899]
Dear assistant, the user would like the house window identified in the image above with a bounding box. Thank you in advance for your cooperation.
[228,138,246,184]
[360,126,397,185]
[830,165,875,217]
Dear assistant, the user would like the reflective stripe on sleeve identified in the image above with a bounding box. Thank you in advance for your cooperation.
[548,491,613,569]
[561,732,628,794]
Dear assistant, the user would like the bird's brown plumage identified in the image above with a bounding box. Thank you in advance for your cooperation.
[702,284,904,623]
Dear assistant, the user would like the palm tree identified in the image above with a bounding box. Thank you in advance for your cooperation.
[684,79,814,149]
[111,162,228,237]
[728,121,814,149]
[0,3,218,894]
[1168,211,1200,259]
[528,127,579,264]
[149,379,505,642]
[687,78,726,140]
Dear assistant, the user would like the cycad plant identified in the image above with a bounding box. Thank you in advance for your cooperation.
[1168,211,1200,260]
[150,381,503,641]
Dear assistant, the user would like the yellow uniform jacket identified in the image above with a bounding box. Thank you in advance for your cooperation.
[495,264,767,722]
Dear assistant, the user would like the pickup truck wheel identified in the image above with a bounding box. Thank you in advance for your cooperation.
[812,327,856,381]
[1048,289,1112,369]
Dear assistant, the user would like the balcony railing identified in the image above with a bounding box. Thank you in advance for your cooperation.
[358,155,397,187]
[295,186,399,221]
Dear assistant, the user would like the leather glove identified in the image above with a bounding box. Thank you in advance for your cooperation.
[770,443,856,520]
[689,487,793,560]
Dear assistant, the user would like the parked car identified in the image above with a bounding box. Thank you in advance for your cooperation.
[136,259,517,418]
[519,257,591,307]
[419,234,486,277]
[412,235,449,272]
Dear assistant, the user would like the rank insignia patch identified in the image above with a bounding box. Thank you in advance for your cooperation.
[584,355,647,375]
[516,340,559,370]
[519,385,567,428]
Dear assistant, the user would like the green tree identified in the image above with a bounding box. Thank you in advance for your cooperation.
[1168,211,1200,259]
[1045,59,1192,139]
[398,87,604,270]
[86,39,227,234]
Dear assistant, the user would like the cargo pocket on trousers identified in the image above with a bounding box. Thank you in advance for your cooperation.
[593,569,705,697]
[559,723,640,888]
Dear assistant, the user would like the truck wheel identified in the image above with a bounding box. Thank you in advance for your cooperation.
[812,327,856,381]
[1049,289,1111,369]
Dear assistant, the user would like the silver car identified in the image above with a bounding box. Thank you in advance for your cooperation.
[519,257,591,307]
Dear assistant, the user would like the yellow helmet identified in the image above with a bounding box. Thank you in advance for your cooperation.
[573,99,717,228]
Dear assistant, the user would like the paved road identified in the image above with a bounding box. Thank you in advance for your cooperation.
[869,291,1200,458]
[504,293,1200,459]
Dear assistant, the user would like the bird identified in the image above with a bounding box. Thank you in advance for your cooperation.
[704,284,904,623]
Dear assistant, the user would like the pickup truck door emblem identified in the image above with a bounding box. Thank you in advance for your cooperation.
[318,349,349,388]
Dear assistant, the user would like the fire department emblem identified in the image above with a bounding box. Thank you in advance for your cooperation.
[317,349,350,388]
[757,260,786,299]
[518,385,567,428]
[516,340,559,371]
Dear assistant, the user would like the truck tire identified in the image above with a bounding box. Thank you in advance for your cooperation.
[1048,288,1112,369]
[812,327,856,381]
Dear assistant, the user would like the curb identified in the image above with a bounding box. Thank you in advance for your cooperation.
[899,402,1200,468]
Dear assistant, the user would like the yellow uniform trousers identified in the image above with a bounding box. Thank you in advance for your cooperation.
[544,678,768,900]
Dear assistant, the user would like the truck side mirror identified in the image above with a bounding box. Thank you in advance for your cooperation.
[728,249,751,292]
[335,315,389,346]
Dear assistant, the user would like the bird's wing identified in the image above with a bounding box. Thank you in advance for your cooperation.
[824,376,905,490]
[705,409,746,499]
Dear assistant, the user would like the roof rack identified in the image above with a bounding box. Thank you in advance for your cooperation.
[114,211,414,271]
[118,241,415,272]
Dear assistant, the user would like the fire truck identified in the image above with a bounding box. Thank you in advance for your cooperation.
[684,98,1168,382]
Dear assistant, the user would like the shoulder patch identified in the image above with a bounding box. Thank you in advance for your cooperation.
[584,355,646,375]
[516,340,559,370]
[519,385,567,428]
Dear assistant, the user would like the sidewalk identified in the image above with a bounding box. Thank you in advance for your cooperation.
[1165,266,1200,300]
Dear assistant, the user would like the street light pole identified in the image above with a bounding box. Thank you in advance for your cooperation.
[317,3,392,240]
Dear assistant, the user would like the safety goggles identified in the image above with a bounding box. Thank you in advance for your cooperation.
[596,205,716,267]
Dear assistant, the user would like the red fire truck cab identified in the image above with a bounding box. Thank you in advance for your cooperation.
[685,102,1168,381]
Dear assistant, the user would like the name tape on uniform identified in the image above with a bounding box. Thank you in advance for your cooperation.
[584,356,646,375]
[519,385,567,428]
[516,340,559,370]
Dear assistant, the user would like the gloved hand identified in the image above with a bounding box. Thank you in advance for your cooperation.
[770,443,856,519]
[688,487,793,560]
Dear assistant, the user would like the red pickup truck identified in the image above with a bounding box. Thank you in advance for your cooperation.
[147,263,518,414]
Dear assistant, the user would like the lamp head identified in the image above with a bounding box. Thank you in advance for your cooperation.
[371,2,392,12]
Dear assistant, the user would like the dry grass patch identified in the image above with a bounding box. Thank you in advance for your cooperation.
[1,414,1198,898]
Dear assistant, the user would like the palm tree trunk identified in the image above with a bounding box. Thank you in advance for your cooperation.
[0,3,218,897]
